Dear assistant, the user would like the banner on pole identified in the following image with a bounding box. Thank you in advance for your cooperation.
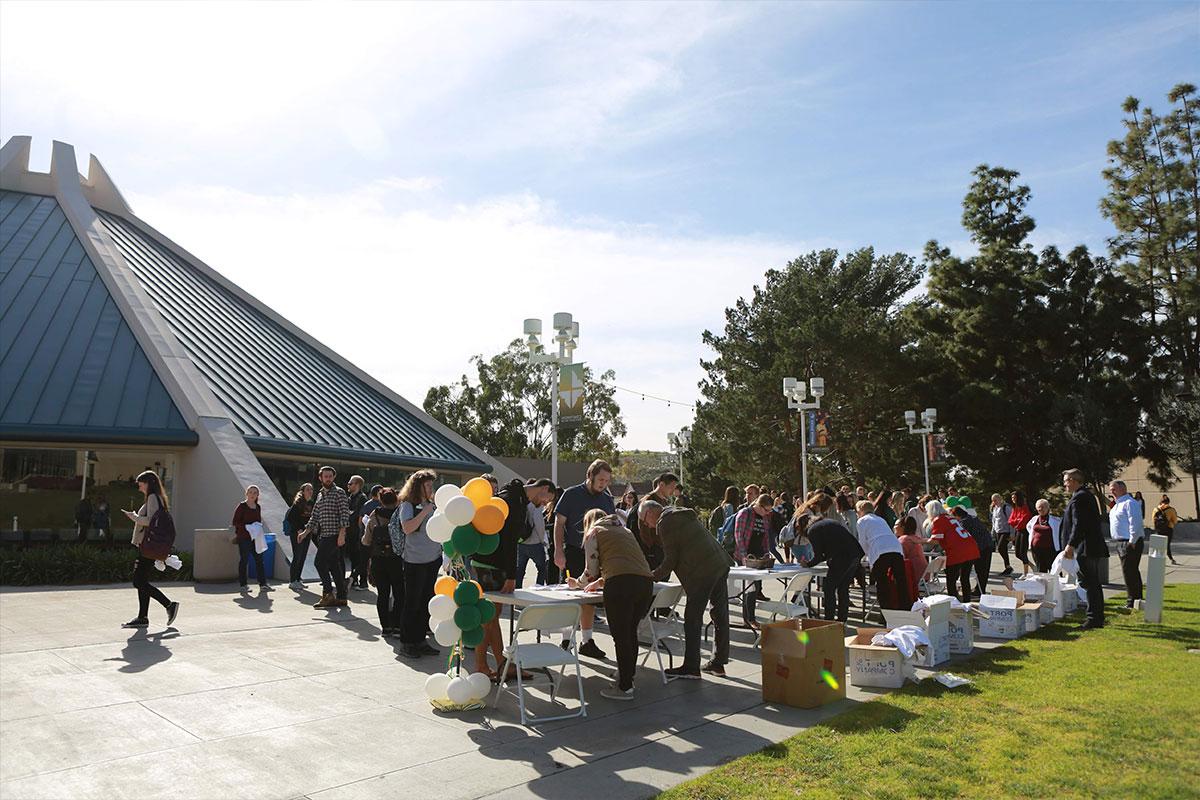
[808,410,831,450]
[927,433,947,465]
[558,363,585,429]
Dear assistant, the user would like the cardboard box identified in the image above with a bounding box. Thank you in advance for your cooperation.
[1060,584,1080,614]
[1033,574,1065,619]
[760,618,846,708]
[979,593,1021,639]
[845,628,916,689]
[881,608,950,666]
[947,606,988,654]
[994,589,1042,633]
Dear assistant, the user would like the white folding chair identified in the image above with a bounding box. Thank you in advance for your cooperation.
[493,602,587,726]
[751,573,813,645]
[638,584,686,683]
[920,556,947,596]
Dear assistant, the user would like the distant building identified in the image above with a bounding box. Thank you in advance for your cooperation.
[0,137,515,549]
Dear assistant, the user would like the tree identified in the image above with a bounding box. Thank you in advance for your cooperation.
[1101,85,1200,487]
[692,248,923,494]
[614,450,678,487]
[424,340,626,464]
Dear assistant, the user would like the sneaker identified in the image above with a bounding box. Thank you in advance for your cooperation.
[560,640,573,652]
[701,660,726,677]
[664,666,701,680]
[1000,567,1014,576]
[121,618,149,629]
[578,640,606,660]
[418,642,440,656]
[601,686,635,701]
[166,601,180,626]
[259,583,272,592]
[239,584,250,593]
[288,581,303,590]
[313,593,336,609]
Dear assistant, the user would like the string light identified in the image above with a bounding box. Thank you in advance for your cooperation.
[613,385,696,411]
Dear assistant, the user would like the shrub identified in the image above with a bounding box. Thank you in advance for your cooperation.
[0,545,194,586]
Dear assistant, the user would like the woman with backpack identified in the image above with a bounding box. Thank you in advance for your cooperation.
[1154,496,1179,564]
[362,488,404,637]
[121,470,180,629]
[286,483,314,590]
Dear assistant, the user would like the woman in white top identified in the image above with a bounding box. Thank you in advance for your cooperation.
[121,470,180,629]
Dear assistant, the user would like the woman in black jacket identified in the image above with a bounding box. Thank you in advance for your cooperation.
[795,493,864,623]
[286,483,314,590]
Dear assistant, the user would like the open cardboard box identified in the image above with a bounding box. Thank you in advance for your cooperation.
[760,618,846,708]
[979,592,1022,639]
[845,627,918,689]
[947,604,989,654]
[882,605,950,667]
[993,588,1042,633]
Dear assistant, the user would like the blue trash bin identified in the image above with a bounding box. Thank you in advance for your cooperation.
[249,534,276,581]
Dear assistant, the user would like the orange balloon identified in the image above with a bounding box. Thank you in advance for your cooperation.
[463,477,492,508]
[434,576,458,596]
[473,504,505,535]
[486,496,510,520]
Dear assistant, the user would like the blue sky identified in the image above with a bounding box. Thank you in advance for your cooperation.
[2,1,1197,450]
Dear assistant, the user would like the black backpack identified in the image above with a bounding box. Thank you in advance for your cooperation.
[1153,507,1172,535]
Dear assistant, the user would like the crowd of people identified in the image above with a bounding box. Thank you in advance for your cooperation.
[116,461,1182,701]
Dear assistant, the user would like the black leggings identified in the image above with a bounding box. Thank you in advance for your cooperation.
[823,558,859,622]
[371,555,405,631]
[1013,530,1031,568]
[973,548,993,595]
[945,561,972,603]
[132,556,171,619]
[289,531,310,583]
[1032,547,1057,574]
[603,574,653,690]
[401,558,441,644]
[870,552,910,610]
[995,532,1012,569]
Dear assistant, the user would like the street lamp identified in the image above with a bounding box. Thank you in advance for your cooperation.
[524,313,578,485]
[667,429,691,488]
[904,407,938,496]
[783,376,825,498]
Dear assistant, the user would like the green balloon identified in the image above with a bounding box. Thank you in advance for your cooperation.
[451,525,481,556]
[461,626,485,647]
[477,598,496,624]
[475,533,499,555]
[453,580,481,606]
[946,497,960,508]
[442,540,458,559]
[454,605,481,630]
[960,496,974,509]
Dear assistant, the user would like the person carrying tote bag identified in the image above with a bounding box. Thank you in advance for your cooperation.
[121,470,180,629]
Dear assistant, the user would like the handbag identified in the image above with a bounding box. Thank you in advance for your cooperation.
[140,500,176,561]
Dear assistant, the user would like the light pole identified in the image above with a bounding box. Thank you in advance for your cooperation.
[783,376,825,498]
[524,313,578,486]
[904,408,938,496]
[667,429,691,488]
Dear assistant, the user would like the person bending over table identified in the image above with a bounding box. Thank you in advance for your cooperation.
[855,500,910,610]
[568,511,654,701]
[926,499,980,602]
[793,493,863,623]
[647,502,734,679]
[732,493,775,628]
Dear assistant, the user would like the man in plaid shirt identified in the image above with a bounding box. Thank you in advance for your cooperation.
[304,466,349,608]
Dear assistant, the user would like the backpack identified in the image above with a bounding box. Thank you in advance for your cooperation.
[719,512,737,554]
[1153,507,1172,535]
[140,499,176,561]
[388,505,407,560]
[707,505,726,537]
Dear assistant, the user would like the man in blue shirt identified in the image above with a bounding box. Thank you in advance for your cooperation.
[552,459,615,658]
[1108,480,1144,609]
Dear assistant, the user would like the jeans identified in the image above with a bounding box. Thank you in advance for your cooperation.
[315,536,347,598]
[345,530,368,587]
[1078,554,1106,626]
[823,558,858,622]
[289,531,311,583]
[132,556,171,619]
[945,561,972,602]
[237,538,266,587]
[371,555,405,631]
[973,547,994,595]
[742,580,764,625]
[603,574,653,690]
[516,542,547,587]
[401,558,442,644]
[682,571,729,669]
[995,532,1012,569]
[1118,538,1144,603]
[870,552,910,610]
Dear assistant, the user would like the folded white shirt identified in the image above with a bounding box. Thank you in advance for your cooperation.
[871,625,931,659]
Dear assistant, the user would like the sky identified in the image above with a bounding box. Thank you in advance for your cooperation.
[2,1,1197,451]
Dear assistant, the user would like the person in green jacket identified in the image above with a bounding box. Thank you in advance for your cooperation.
[649,503,734,679]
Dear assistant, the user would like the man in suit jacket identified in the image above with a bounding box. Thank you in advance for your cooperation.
[1060,468,1109,629]
[650,503,734,679]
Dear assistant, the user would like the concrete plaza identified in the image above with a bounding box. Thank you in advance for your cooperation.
[1,543,1196,800]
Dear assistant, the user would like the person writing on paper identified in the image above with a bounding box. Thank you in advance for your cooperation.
[1059,468,1108,629]
[569,510,653,701]
[121,470,180,629]
[649,502,734,679]
[732,494,775,629]
[232,485,269,593]
[855,501,909,610]
[552,459,616,659]
[793,493,863,623]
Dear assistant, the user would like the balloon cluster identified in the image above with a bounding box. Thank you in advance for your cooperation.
[945,495,974,510]
[425,478,509,559]
[424,670,491,707]
[428,575,496,650]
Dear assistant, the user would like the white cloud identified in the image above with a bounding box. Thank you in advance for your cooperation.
[126,181,817,450]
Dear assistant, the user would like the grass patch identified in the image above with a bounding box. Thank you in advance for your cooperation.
[661,585,1200,800]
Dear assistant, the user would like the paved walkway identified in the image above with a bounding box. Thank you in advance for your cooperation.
[1,542,1196,800]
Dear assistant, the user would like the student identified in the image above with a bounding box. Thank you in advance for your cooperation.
[344,476,369,591]
[570,510,653,701]
[362,488,403,636]
[1008,491,1034,576]
[286,483,314,590]
[1153,495,1179,564]
[990,493,1015,576]
[927,499,980,603]
[953,505,994,596]
[516,480,556,587]
[305,467,350,609]
[732,494,775,628]
[855,500,909,610]
[794,494,864,623]
[232,485,269,592]
[552,459,616,659]
[121,470,180,629]
[398,470,442,659]
[1024,499,1062,574]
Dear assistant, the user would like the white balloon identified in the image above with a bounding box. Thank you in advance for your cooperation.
[446,676,474,705]
[443,495,476,527]
[424,672,451,702]
[466,671,492,701]
[434,619,461,648]
[428,593,456,622]
[426,512,454,544]
[434,483,462,508]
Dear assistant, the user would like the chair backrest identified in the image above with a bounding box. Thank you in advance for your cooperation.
[783,573,813,596]
[648,583,684,611]
[516,602,582,633]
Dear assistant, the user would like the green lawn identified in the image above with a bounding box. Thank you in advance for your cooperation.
[661,585,1200,800]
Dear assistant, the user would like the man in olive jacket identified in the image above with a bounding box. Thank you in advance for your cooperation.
[649,503,733,678]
